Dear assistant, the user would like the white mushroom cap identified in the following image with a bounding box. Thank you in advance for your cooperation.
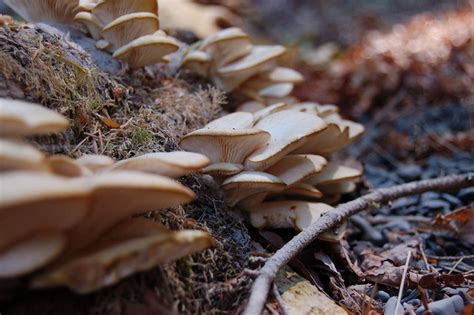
[0,231,66,278]
[265,155,327,186]
[279,183,323,199]
[236,101,266,113]
[180,128,270,164]
[74,11,103,40]
[253,102,288,122]
[221,171,286,207]
[4,0,79,23]
[245,110,327,171]
[0,99,69,137]
[268,67,304,83]
[113,33,180,68]
[75,154,115,173]
[78,0,99,12]
[216,45,286,91]
[0,172,89,251]
[202,162,243,177]
[0,139,48,172]
[306,162,362,186]
[201,27,253,67]
[32,228,212,293]
[249,200,346,240]
[293,123,350,155]
[102,12,159,51]
[181,50,211,77]
[288,102,339,118]
[257,83,294,98]
[62,171,195,255]
[109,151,210,178]
[205,112,256,130]
[92,0,159,25]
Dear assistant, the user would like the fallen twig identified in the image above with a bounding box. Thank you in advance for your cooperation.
[242,173,473,315]
[394,251,411,315]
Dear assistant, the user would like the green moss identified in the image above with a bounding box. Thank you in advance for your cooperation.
[132,127,152,145]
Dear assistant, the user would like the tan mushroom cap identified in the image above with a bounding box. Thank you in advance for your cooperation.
[0,99,69,137]
[74,11,103,40]
[102,12,159,51]
[181,50,211,77]
[180,128,270,164]
[93,0,159,25]
[113,34,180,68]
[265,155,327,186]
[241,67,303,95]
[63,171,195,255]
[216,45,286,91]
[0,172,89,251]
[288,102,339,118]
[253,102,288,122]
[46,155,91,178]
[279,183,323,199]
[75,154,115,173]
[221,171,286,207]
[249,200,346,240]
[245,110,327,171]
[0,139,47,172]
[78,0,99,12]
[318,181,357,195]
[202,162,243,177]
[201,27,253,67]
[268,67,304,83]
[33,229,212,293]
[109,151,210,178]
[0,231,66,278]
[33,225,212,293]
[325,114,365,140]
[4,0,79,23]
[306,162,362,186]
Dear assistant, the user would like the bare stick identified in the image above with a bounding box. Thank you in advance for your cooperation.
[394,251,411,315]
[242,173,473,315]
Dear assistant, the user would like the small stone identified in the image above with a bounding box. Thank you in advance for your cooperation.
[458,187,474,204]
[375,290,390,303]
[384,296,404,315]
[379,219,411,231]
[391,197,418,210]
[397,164,422,181]
[350,215,385,246]
[440,193,461,208]
[415,295,464,315]
[421,192,440,201]
[421,199,451,212]
[406,299,421,306]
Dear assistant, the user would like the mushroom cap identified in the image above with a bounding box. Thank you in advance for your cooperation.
[240,67,303,96]
[92,0,159,25]
[109,151,210,178]
[268,67,304,83]
[318,181,357,195]
[245,110,327,171]
[102,12,159,51]
[0,139,47,172]
[75,154,115,173]
[78,0,99,12]
[201,27,253,67]
[252,102,288,122]
[46,155,91,178]
[279,183,323,199]
[63,171,195,255]
[113,34,180,68]
[288,102,339,118]
[306,162,362,186]
[221,171,286,207]
[180,128,270,164]
[0,172,89,251]
[257,83,294,98]
[236,101,266,113]
[4,0,79,23]
[249,200,346,240]
[74,11,103,40]
[33,229,212,293]
[216,45,286,91]
[204,112,256,130]
[0,231,66,278]
[265,155,327,186]
[293,123,350,155]
[202,162,243,177]
[181,50,211,76]
[0,99,69,137]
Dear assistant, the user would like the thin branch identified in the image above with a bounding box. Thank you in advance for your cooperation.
[272,284,289,315]
[242,173,473,315]
[394,251,411,315]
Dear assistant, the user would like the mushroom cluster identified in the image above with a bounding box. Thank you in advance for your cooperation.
[179,27,303,106]
[0,98,213,293]
[73,0,180,68]
[180,103,364,240]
